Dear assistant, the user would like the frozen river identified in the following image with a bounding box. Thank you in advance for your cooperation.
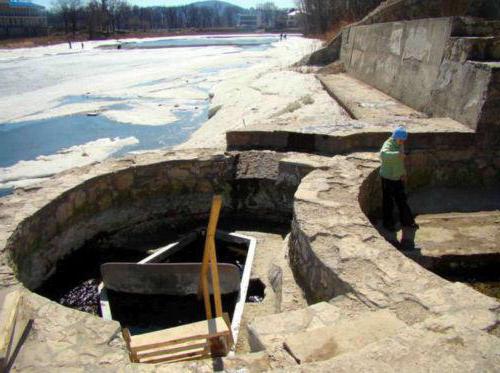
[0,34,319,194]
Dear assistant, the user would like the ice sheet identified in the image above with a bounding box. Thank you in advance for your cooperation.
[0,137,139,189]
[0,35,323,191]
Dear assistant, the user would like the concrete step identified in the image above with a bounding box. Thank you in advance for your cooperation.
[317,73,424,122]
[446,36,500,62]
[452,18,500,37]
[283,309,407,364]
[246,296,369,353]
[274,319,500,372]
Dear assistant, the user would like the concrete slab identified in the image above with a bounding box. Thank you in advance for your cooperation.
[283,309,407,364]
[318,73,423,121]
[414,211,500,257]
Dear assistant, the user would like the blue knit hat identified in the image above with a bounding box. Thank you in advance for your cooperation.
[392,126,408,141]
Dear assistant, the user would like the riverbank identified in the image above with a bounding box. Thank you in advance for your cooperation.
[0,29,300,49]
[0,34,329,192]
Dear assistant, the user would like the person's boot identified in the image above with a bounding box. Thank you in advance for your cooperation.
[400,239,421,251]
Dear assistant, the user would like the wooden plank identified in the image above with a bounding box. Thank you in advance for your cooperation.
[209,240,223,318]
[129,317,229,352]
[136,338,208,360]
[101,262,240,295]
[201,274,212,320]
[138,230,199,264]
[139,347,208,364]
[151,351,209,364]
[98,283,113,321]
[198,196,222,300]
[199,196,222,320]
[0,290,21,370]
[222,313,234,349]
[4,313,30,371]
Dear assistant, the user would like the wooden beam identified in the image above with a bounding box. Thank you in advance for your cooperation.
[209,240,223,318]
[136,339,207,360]
[139,347,208,364]
[129,317,229,352]
[0,290,21,371]
[198,195,223,320]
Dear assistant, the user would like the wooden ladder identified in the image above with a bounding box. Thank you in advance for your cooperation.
[123,195,233,364]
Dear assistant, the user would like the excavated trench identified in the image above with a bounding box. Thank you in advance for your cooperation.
[359,150,500,300]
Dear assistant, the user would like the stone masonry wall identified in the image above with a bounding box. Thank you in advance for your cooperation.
[341,17,499,132]
[341,18,453,113]
[5,152,236,290]
[3,150,306,291]
[359,148,500,219]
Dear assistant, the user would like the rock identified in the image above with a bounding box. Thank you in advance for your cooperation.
[277,319,500,372]
[247,302,345,352]
[283,309,407,364]
[222,351,272,372]
[208,104,222,119]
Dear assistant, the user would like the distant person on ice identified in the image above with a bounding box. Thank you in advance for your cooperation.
[379,126,419,232]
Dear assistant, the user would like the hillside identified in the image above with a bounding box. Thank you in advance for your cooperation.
[191,1,244,12]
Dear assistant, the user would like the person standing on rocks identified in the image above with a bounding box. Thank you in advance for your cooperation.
[379,127,419,233]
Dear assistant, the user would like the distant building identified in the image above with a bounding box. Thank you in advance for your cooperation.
[287,9,304,29]
[237,12,262,30]
[0,0,47,39]
[275,11,288,30]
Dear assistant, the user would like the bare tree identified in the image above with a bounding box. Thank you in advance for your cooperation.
[297,0,382,35]
[257,2,278,28]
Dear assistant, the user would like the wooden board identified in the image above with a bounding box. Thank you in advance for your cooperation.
[101,262,240,295]
[140,347,208,364]
[130,316,230,352]
[136,338,207,360]
[0,291,21,371]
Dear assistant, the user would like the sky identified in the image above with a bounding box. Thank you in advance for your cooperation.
[36,0,297,9]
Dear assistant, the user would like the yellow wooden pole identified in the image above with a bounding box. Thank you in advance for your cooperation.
[208,239,223,317]
[198,195,222,319]
[201,275,212,320]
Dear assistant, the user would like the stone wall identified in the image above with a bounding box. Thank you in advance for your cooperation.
[359,148,500,219]
[340,17,499,132]
[341,18,452,112]
[3,150,305,291]
[358,0,500,25]
[6,153,236,290]
[289,151,500,309]
[301,0,500,67]
[227,128,475,155]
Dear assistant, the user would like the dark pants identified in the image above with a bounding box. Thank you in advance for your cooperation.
[381,178,415,228]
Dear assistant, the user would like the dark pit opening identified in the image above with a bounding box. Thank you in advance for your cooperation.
[37,223,253,335]
[108,291,239,335]
[36,244,146,316]
[246,278,266,303]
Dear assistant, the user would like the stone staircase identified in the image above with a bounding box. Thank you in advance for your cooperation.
[431,18,500,135]
[447,18,500,62]
[240,281,500,371]
[451,17,500,38]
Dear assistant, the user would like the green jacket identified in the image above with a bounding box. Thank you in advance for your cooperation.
[379,137,406,180]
